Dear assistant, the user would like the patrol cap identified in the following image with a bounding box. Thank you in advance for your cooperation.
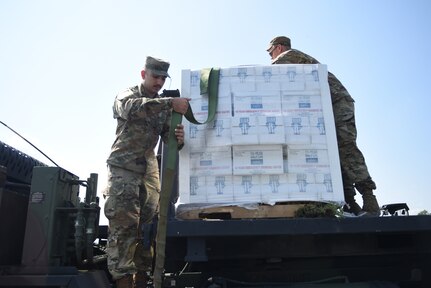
[145,56,170,77]
[266,36,291,51]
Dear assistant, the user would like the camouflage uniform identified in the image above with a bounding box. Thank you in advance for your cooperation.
[104,83,174,280]
[272,49,377,211]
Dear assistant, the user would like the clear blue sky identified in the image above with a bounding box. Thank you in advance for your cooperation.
[1,0,430,222]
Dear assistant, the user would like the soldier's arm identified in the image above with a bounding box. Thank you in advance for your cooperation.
[113,93,173,120]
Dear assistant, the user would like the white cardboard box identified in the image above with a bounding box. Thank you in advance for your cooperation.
[231,116,258,145]
[188,175,207,203]
[189,146,232,176]
[206,175,235,203]
[260,174,290,203]
[233,175,261,202]
[186,123,206,147]
[282,94,322,116]
[284,116,311,145]
[233,91,282,116]
[309,114,327,145]
[287,148,331,174]
[206,118,232,147]
[233,145,284,175]
[257,116,285,144]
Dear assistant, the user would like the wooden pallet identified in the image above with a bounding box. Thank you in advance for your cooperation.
[175,202,305,220]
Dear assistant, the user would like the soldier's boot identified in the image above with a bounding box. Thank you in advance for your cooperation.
[343,195,362,215]
[134,271,149,288]
[116,275,133,288]
[361,189,380,216]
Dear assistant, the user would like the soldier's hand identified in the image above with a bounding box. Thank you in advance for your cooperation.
[175,124,185,145]
[171,98,191,115]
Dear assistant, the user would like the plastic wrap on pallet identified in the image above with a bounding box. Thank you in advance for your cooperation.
[179,64,343,208]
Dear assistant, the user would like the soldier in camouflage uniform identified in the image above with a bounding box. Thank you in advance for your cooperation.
[104,56,190,288]
[266,36,380,216]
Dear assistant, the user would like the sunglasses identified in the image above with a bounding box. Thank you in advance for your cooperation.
[268,45,278,57]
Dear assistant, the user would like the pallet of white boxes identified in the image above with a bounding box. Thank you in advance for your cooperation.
[177,64,344,218]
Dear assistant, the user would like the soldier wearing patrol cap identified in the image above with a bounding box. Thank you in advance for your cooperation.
[267,36,291,51]
[267,36,380,217]
[104,56,190,288]
[145,56,171,77]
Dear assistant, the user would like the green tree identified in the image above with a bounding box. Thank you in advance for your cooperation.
[418,210,430,215]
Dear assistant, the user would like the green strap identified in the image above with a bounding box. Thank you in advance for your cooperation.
[153,68,220,288]
[184,67,219,125]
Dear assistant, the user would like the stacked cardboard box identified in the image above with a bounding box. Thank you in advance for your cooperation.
[179,64,343,205]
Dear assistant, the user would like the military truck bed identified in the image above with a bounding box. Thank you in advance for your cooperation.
[162,215,431,287]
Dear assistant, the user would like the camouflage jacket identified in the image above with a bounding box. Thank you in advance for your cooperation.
[273,49,354,103]
[107,84,174,174]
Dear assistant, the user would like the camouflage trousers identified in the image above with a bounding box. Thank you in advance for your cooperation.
[103,165,160,280]
[333,96,376,197]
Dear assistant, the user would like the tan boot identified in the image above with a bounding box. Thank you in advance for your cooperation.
[134,271,149,288]
[362,190,380,216]
[116,275,133,288]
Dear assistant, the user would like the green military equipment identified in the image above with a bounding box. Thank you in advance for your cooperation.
[21,167,100,267]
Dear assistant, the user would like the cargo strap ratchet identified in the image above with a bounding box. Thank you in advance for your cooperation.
[153,68,220,288]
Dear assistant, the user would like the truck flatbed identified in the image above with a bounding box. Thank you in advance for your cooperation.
[162,215,431,287]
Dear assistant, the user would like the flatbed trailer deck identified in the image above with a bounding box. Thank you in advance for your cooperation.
[161,215,431,287]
